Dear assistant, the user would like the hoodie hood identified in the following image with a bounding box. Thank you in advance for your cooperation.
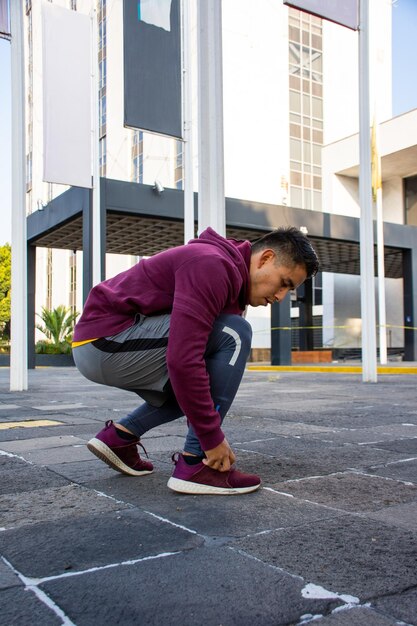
[188,227,251,307]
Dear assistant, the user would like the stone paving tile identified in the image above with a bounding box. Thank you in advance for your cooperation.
[88,476,345,538]
[234,516,417,600]
[0,435,86,452]
[364,437,417,454]
[0,559,22,590]
[0,465,70,496]
[234,436,411,480]
[138,435,186,453]
[48,457,170,484]
[0,508,203,578]
[269,472,417,512]
[0,587,62,626]
[41,546,343,626]
[0,453,27,469]
[15,445,93,466]
[47,458,121,484]
[366,458,417,483]
[302,423,417,445]
[310,606,404,625]
[0,411,60,422]
[0,483,130,530]
[33,403,87,411]
[231,404,417,429]
[365,501,417,532]
[372,588,417,626]
[0,423,99,443]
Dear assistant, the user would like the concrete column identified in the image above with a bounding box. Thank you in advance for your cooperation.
[403,249,417,361]
[271,295,292,365]
[27,245,36,369]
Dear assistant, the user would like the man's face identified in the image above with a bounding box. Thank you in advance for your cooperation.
[248,249,307,307]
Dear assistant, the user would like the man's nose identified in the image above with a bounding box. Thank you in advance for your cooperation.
[275,287,290,302]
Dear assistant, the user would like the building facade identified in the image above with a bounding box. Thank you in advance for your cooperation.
[23,0,414,360]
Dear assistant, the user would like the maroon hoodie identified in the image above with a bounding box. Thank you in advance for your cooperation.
[73,228,252,450]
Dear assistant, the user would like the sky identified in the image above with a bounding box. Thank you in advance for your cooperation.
[1,0,417,246]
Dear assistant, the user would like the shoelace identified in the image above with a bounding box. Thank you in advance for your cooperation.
[138,441,150,459]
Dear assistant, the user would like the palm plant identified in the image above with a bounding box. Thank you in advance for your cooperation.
[36,305,79,352]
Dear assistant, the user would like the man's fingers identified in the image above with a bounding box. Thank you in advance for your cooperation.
[203,456,230,472]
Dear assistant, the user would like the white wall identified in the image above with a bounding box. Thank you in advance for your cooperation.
[222,0,289,205]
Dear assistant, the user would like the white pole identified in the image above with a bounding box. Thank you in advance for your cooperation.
[182,0,195,244]
[358,0,377,382]
[197,0,225,236]
[376,184,387,364]
[91,5,101,286]
[10,0,28,391]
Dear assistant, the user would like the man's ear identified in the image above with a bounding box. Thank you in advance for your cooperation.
[258,249,276,267]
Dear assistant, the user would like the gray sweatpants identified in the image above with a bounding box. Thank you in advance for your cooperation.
[73,313,252,455]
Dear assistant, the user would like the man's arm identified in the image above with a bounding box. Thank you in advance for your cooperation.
[166,256,241,456]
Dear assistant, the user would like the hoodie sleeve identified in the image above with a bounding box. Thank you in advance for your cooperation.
[166,255,242,451]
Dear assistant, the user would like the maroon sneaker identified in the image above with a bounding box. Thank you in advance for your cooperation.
[167,453,261,495]
[87,420,153,476]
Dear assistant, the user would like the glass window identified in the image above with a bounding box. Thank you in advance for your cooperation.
[311,51,322,74]
[303,141,311,163]
[99,136,106,176]
[99,58,106,89]
[311,34,322,49]
[313,175,322,190]
[312,96,323,118]
[312,144,321,165]
[405,175,417,226]
[289,26,300,42]
[290,138,302,161]
[312,82,322,97]
[291,171,302,186]
[99,94,106,130]
[290,123,301,138]
[289,91,301,113]
[313,191,322,211]
[289,75,300,90]
[290,186,303,208]
[304,189,312,210]
[312,129,323,143]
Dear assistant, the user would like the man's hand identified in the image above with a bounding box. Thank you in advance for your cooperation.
[203,439,236,472]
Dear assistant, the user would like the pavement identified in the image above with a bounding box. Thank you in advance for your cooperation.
[0,365,416,626]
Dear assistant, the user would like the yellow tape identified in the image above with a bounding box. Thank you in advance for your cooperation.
[261,323,417,332]
[0,419,63,430]
[247,365,417,375]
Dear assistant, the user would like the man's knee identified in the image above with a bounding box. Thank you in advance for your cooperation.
[226,315,252,348]
[219,315,252,363]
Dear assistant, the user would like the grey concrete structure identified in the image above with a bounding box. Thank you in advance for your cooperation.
[26,179,417,366]
[0,366,416,625]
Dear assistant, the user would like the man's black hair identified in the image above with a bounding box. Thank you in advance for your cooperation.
[251,227,319,279]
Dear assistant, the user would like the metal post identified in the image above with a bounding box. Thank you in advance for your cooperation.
[10,0,28,390]
[271,297,292,366]
[358,0,377,382]
[91,5,102,285]
[197,0,225,236]
[182,0,195,243]
[376,185,387,364]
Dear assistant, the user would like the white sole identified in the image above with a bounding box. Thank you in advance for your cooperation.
[87,438,153,476]
[167,476,260,495]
